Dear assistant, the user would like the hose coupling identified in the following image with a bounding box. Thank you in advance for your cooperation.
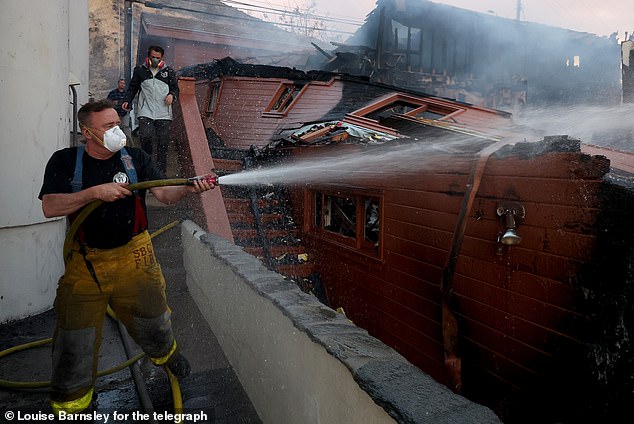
[187,174,218,186]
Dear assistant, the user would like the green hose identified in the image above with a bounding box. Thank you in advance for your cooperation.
[0,338,144,389]
[64,178,190,261]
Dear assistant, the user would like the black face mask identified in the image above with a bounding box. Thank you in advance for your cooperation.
[150,57,161,67]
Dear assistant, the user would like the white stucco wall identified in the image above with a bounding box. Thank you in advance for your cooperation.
[0,1,89,322]
[181,221,503,424]
[70,1,91,116]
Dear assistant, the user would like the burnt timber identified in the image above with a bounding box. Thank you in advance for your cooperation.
[173,58,634,423]
[328,0,621,112]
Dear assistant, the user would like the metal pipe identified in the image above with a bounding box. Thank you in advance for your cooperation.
[124,1,132,81]
[128,1,134,79]
[70,85,78,147]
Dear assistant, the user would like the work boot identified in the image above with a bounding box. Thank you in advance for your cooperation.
[51,393,97,423]
[165,351,191,379]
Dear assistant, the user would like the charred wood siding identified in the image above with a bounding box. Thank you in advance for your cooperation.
[306,157,472,384]
[301,145,610,422]
[205,78,345,149]
[453,152,606,417]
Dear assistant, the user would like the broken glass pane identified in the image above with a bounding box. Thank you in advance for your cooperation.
[364,199,380,246]
[324,194,356,238]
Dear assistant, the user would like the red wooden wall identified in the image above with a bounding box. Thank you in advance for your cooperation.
[185,72,617,421]
[196,76,343,149]
[294,145,609,421]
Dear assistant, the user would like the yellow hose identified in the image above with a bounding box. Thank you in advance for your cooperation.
[166,369,183,414]
[150,219,181,239]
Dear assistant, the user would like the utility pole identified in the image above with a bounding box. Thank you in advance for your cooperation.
[516,0,522,21]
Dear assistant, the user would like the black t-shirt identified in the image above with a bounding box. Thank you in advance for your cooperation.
[39,146,164,248]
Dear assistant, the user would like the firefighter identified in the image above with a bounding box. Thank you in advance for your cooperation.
[38,99,214,415]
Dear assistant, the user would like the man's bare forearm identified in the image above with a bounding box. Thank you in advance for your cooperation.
[151,185,191,205]
[151,179,213,205]
[42,183,133,218]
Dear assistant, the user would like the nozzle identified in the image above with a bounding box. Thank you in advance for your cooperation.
[187,174,218,186]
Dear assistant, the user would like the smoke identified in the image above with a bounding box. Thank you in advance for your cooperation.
[344,0,621,110]
[514,104,634,150]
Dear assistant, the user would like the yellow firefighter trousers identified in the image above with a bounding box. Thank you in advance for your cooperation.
[50,231,175,412]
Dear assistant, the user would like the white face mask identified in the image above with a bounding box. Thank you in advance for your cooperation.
[102,126,126,152]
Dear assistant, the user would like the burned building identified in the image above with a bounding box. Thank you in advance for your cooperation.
[172,58,634,423]
[323,0,621,112]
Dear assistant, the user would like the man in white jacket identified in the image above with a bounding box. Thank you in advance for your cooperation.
[122,45,179,175]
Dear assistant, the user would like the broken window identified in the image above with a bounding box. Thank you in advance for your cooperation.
[392,20,409,50]
[391,20,422,71]
[411,103,462,120]
[415,109,446,120]
[364,100,421,121]
[265,83,304,114]
[565,55,581,68]
[323,194,357,238]
[313,190,381,256]
[352,93,465,125]
[364,199,380,246]
[206,83,220,115]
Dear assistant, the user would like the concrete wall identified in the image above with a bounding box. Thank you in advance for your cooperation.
[0,0,89,322]
[181,220,502,424]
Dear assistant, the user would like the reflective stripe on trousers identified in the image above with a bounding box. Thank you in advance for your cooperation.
[51,231,175,407]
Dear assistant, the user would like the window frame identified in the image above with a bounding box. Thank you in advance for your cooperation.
[309,188,383,259]
[343,93,467,134]
[262,82,306,117]
[206,82,221,116]
[352,93,466,122]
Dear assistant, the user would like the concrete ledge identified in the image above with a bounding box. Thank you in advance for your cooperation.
[181,220,502,424]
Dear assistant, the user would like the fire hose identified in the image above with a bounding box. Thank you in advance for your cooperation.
[1,175,218,417]
[64,176,218,260]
